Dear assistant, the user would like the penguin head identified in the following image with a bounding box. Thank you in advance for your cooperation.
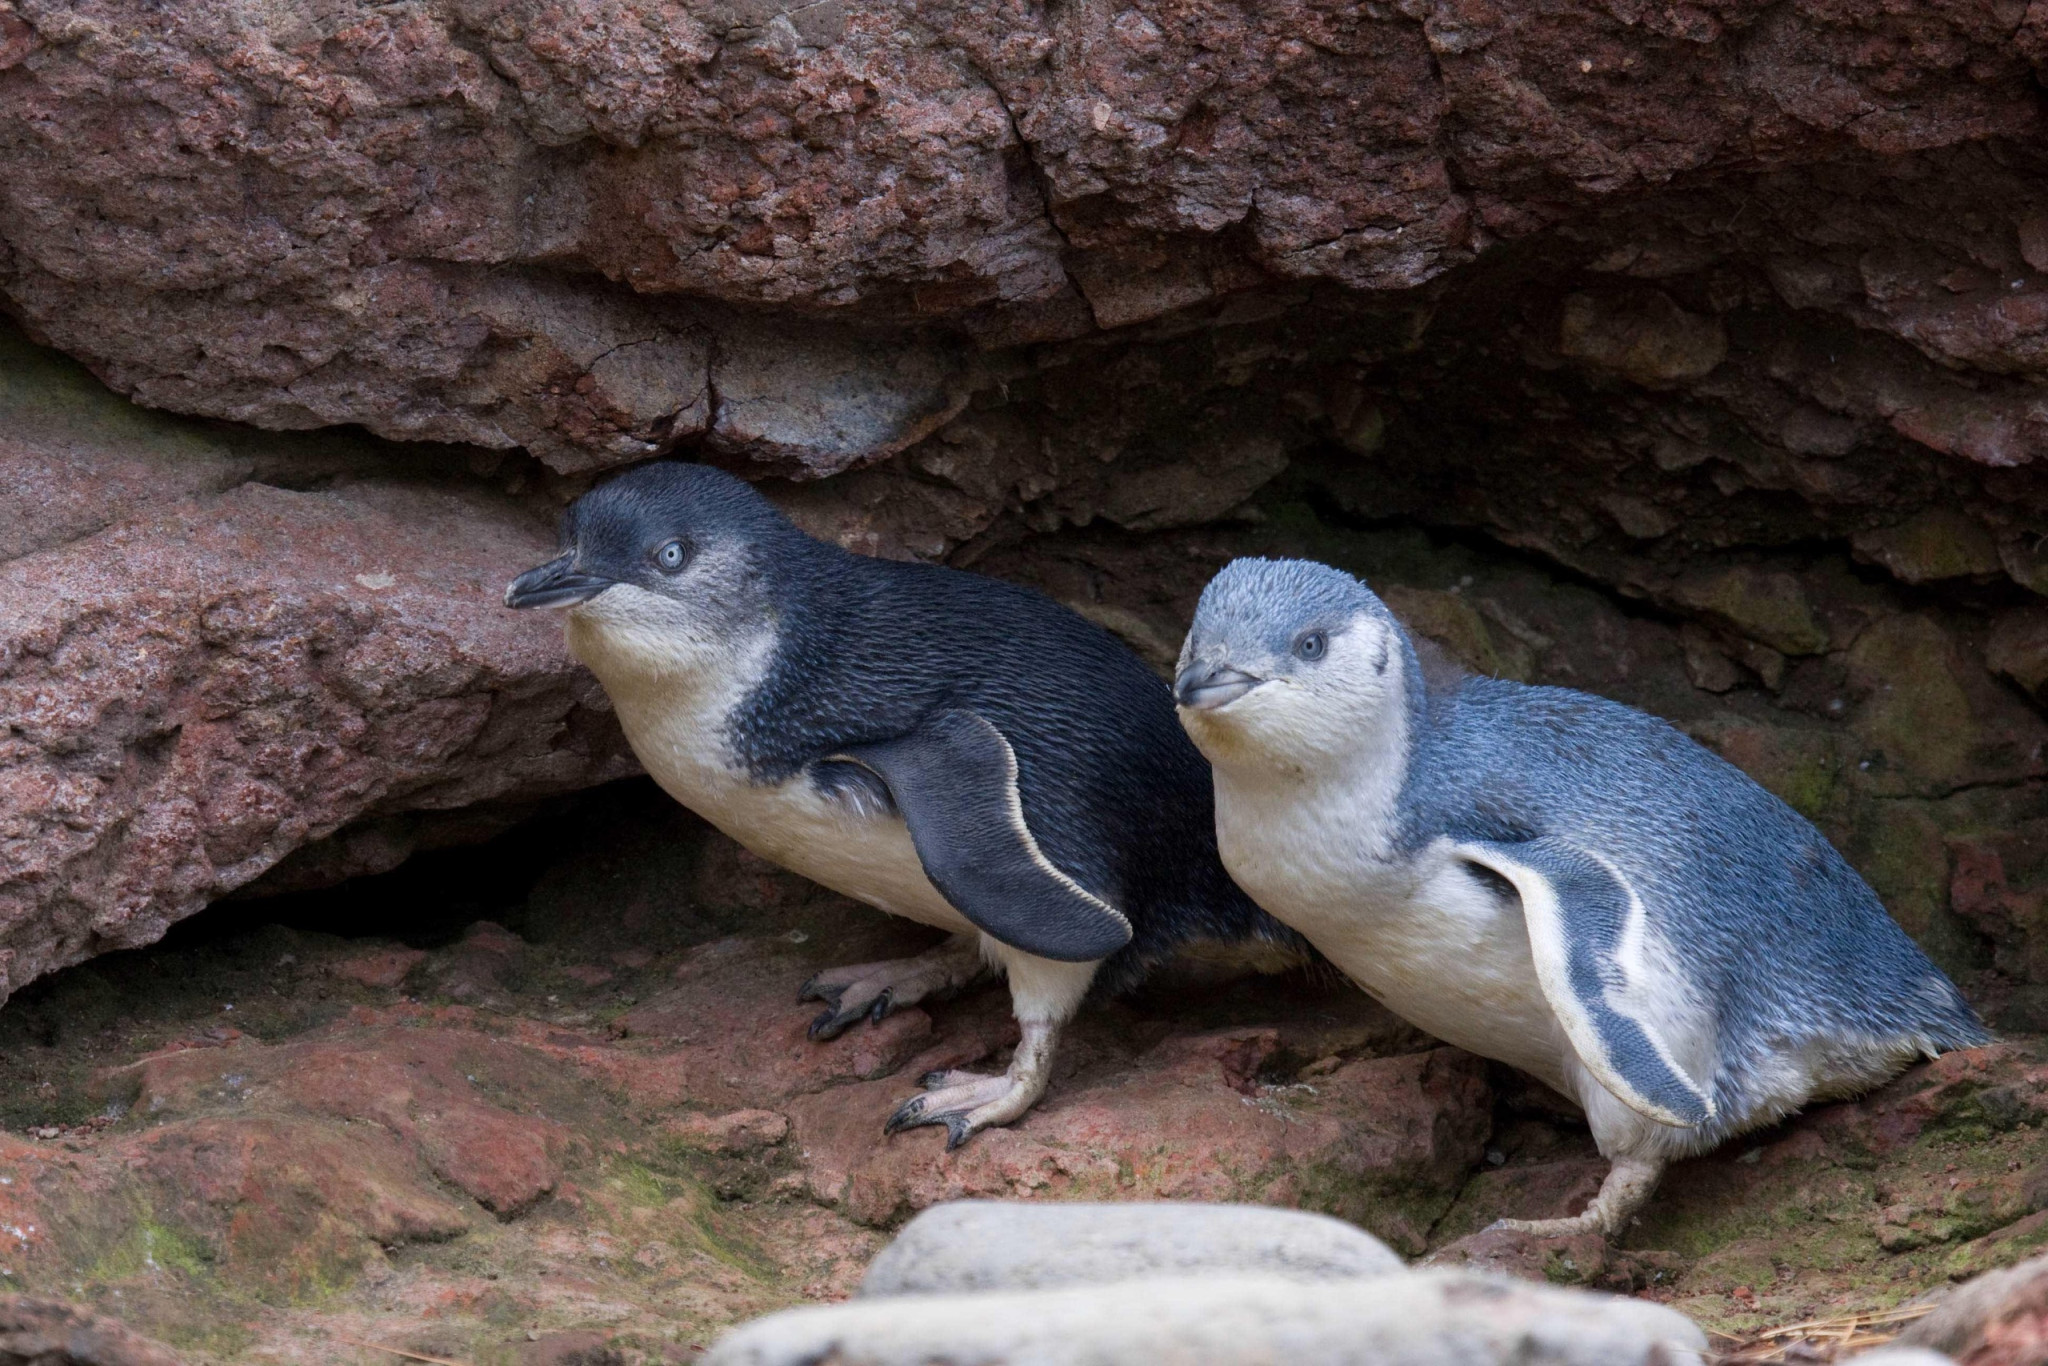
[1175,558,1414,770]
[506,462,803,677]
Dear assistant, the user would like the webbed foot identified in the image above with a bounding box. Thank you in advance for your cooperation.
[1487,1154,1664,1240]
[883,1018,1058,1149]
[798,934,985,1040]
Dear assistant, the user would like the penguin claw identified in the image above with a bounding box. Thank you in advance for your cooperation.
[882,1093,929,1136]
[807,1005,855,1041]
[793,939,987,1047]
[805,986,893,1040]
[879,1067,1036,1147]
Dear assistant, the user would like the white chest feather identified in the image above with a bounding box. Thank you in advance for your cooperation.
[1214,768,1569,1089]
[565,604,972,936]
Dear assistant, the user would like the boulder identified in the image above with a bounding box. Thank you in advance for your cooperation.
[0,329,639,1008]
[858,1200,1403,1296]
[0,1298,187,1366]
[1898,1250,2048,1365]
[705,1271,1709,1366]
[0,0,2041,477]
[3,0,2048,1020]
[0,467,636,1005]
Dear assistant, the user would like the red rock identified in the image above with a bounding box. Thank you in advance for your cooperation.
[112,1018,587,1223]
[615,934,968,1112]
[0,473,634,1010]
[327,948,428,990]
[0,1295,189,1366]
[668,1110,791,1156]
[788,1042,1490,1253]
[420,1109,567,1219]
[459,923,529,958]
[1801,1045,2047,1158]
[127,1116,471,1297]
[1900,1251,2048,1365]
[427,923,535,1003]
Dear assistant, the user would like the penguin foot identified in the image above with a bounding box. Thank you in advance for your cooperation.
[798,934,986,1041]
[883,1018,1059,1149]
[1487,1154,1664,1240]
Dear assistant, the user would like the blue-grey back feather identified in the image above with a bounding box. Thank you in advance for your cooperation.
[1192,556,1987,1141]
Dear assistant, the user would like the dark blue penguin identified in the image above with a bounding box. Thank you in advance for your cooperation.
[506,463,1290,1146]
[1176,556,1989,1236]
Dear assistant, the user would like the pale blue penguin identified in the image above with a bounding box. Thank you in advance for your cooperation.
[1174,557,1988,1237]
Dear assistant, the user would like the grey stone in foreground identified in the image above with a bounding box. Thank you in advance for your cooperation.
[0,1295,189,1366]
[1842,1350,1955,1365]
[709,1271,1707,1366]
[858,1200,1403,1297]
[1898,1248,2048,1357]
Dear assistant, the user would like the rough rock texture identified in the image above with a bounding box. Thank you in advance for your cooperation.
[5,1,2048,1357]
[0,328,637,1005]
[2,0,2048,1017]
[1899,1250,2048,1365]
[0,785,2044,1362]
[0,1297,187,1366]
[1,0,2044,477]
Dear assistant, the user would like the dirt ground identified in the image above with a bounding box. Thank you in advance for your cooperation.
[0,781,2042,1365]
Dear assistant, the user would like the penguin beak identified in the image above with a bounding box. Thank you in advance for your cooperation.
[505,553,615,610]
[1174,664,1263,711]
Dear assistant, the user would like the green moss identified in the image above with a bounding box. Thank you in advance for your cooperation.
[1290,1160,1461,1258]
[0,323,237,461]
[1674,566,1831,656]
[1632,1162,1884,1265]
[1847,615,1976,792]
[604,1161,774,1281]
[80,1210,215,1287]
[156,1315,259,1359]
[1847,801,1987,977]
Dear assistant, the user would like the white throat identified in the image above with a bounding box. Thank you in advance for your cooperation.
[561,588,978,939]
[1201,670,1415,924]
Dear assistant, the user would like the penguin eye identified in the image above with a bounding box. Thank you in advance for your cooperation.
[1294,630,1328,662]
[654,539,689,573]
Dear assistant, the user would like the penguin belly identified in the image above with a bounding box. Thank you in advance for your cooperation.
[589,661,976,937]
[1225,822,1570,1090]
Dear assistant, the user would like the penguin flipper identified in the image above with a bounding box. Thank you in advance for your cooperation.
[1453,836,1715,1129]
[834,710,1134,963]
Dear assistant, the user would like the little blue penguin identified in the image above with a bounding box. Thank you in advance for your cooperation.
[505,463,1291,1146]
[1174,557,1989,1236]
